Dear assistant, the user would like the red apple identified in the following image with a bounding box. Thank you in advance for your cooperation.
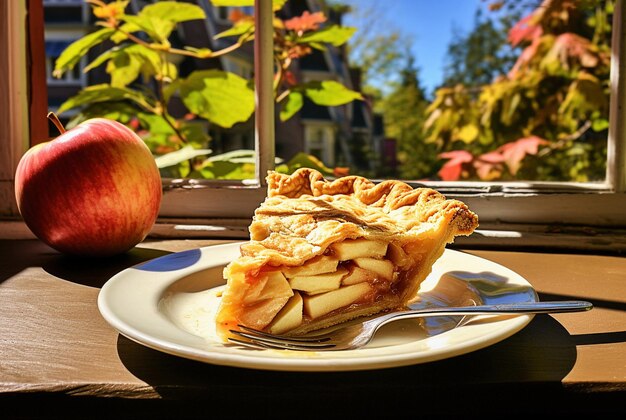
[14,114,162,257]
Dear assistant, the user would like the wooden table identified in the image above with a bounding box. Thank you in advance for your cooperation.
[1,238,625,417]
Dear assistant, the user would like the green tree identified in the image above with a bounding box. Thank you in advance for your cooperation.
[338,0,434,179]
[337,0,414,97]
[380,54,435,180]
[442,8,520,89]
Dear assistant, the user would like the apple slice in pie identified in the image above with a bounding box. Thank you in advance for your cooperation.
[215,168,478,340]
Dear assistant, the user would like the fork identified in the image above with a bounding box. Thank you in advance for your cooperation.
[228,300,593,351]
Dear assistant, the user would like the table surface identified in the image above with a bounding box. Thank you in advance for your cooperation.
[1,238,626,417]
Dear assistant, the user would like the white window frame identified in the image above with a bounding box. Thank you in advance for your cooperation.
[2,0,626,252]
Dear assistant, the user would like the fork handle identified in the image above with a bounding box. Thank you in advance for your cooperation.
[378,300,593,325]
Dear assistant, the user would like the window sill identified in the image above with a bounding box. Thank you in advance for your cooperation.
[3,217,625,255]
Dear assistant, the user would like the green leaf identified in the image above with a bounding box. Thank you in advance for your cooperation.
[280,91,304,121]
[141,1,206,23]
[179,70,255,128]
[456,124,479,143]
[119,1,205,42]
[503,92,521,125]
[83,48,116,73]
[107,50,143,87]
[85,43,165,88]
[137,113,176,135]
[301,80,363,106]
[592,118,609,132]
[306,41,327,51]
[155,145,212,169]
[297,25,356,47]
[214,20,254,39]
[210,0,287,9]
[120,15,174,43]
[192,160,256,180]
[559,72,607,120]
[184,47,213,58]
[162,79,181,104]
[53,28,115,77]
[210,0,253,5]
[161,61,178,82]
[179,121,211,145]
[56,84,154,114]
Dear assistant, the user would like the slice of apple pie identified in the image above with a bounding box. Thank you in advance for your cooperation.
[215,168,478,340]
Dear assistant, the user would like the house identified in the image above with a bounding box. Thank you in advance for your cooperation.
[43,0,388,174]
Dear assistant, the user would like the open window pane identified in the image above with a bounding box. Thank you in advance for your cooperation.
[44,0,617,186]
[339,0,613,185]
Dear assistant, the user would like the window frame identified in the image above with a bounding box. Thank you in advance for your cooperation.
[2,0,626,252]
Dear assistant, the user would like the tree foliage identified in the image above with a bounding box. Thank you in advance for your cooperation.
[426,0,613,182]
[380,54,437,180]
[442,7,520,89]
[337,0,414,97]
[53,0,363,179]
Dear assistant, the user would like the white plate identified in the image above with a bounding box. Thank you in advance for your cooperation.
[98,242,537,372]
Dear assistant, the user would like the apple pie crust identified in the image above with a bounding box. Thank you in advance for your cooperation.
[215,168,478,340]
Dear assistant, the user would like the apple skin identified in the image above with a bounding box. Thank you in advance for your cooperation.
[14,118,162,257]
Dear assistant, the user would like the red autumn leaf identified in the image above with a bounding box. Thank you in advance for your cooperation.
[474,151,505,180]
[283,70,297,86]
[228,8,248,23]
[508,14,543,47]
[333,167,350,177]
[287,44,312,59]
[284,11,326,33]
[498,136,549,175]
[438,150,473,181]
[508,37,542,78]
[129,118,140,130]
[550,33,599,68]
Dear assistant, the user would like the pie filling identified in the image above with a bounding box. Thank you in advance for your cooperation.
[216,237,441,337]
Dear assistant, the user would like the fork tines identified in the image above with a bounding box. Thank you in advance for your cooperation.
[228,325,337,351]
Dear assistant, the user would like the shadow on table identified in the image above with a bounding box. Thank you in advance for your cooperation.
[114,312,626,416]
[42,247,171,288]
[0,239,172,289]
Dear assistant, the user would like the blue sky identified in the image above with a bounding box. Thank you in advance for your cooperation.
[341,0,488,93]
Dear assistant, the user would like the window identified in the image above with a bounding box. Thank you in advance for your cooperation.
[45,39,85,85]
[2,0,626,253]
[304,125,336,165]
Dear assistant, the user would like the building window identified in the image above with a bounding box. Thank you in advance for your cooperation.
[305,125,336,166]
[45,40,84,85]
